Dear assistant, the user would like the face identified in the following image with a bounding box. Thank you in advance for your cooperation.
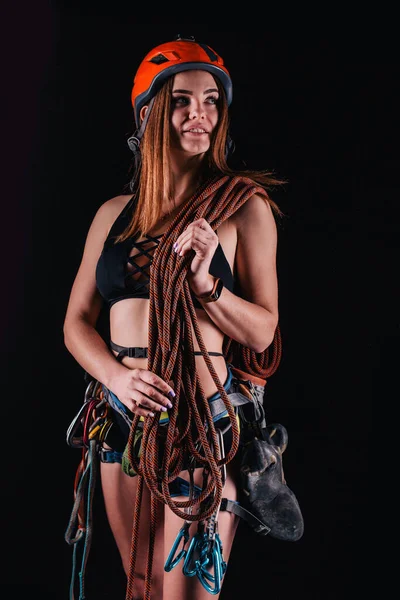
[169,70,220,155]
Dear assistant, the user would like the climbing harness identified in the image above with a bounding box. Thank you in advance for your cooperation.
[64,363,274,597]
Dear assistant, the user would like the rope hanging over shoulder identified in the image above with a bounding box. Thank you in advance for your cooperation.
[125,175,282,599]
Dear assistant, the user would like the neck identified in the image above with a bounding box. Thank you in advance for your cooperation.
[161,154,206,217]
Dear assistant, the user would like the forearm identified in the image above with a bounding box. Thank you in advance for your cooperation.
[63,317,127,388]
[192,276,277,353]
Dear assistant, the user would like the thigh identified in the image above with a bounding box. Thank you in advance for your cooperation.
[163,460,240,600]
[100,446,165,599]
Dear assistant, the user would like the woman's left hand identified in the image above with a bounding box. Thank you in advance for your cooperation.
[173,218,218,292]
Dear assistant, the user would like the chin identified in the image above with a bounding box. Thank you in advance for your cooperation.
[170,138,211,157]
[182,141,210,155]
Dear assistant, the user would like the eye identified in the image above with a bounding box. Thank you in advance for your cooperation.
[172,95,189,107]
[206,95,219,105]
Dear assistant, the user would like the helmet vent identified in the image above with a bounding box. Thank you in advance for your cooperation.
[149,53,170,65]
[199,43,218,62]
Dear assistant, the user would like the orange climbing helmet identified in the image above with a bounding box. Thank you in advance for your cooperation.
[131,34,233,127]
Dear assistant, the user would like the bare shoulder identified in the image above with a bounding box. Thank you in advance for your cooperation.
[232,192,278,332]
[231,193,276,236]
[97,194,134,237]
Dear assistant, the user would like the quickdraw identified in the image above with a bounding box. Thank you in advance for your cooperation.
[164,427,228,595]
[64,379,113,600]
[182,527,227,595]
[164,454,198,573]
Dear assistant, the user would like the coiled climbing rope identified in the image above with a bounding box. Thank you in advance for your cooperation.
[124,174,282,599]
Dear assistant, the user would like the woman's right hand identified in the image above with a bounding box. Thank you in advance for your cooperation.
[108,367,175,418]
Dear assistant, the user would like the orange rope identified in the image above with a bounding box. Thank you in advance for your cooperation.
[124,175,282,598]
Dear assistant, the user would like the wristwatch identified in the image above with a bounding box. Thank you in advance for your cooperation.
[194,277,224,303]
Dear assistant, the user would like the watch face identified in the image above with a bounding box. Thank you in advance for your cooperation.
[214,278,224,300]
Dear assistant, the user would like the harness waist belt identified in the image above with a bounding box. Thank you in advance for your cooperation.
[110,340,224,359]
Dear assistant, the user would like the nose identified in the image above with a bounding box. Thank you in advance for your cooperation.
[188,101,205,120]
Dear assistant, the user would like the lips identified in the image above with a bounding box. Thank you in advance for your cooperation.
[183,127,208,134]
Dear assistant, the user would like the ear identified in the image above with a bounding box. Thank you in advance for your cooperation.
[139,105,148,124]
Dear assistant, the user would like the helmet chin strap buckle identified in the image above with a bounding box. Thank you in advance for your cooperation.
[127,96,156,153]
[127,135,140,153]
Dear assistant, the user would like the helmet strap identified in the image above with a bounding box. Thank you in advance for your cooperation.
[127,96,156,154]
[225,134,235,160]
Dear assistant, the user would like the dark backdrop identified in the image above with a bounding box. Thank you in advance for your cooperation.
[3,5,396,600]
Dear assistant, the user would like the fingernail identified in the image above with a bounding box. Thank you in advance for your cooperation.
[148,412,155,417]
[167,401,173,409]
[173,242,178,249]
[168,390,176,398]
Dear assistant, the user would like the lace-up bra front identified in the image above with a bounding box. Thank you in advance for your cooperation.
[95,194,235,310]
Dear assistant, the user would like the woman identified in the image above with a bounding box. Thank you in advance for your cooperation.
[63,35,283,599]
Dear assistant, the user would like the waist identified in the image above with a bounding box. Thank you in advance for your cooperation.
[110,341,228,397]
[103,362,235,429]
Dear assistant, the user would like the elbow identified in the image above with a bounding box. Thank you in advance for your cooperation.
[63,315,80,349]
[63,315,73,343]
[63,323,73,351]
[253,312,279,354]
[253,337,273,354]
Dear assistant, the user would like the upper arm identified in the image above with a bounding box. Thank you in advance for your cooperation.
[234,193,279,322]
[63,196,122,329]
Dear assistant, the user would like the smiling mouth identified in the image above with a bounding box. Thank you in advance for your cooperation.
[183,128,208,134]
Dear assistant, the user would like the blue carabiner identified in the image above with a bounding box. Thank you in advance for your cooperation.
[195,537,225,595]
[164,522,191,572]
[182,532,207,577]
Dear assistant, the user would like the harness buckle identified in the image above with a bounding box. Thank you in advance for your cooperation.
[127,347,147,358]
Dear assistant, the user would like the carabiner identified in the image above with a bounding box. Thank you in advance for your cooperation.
[66,401,91,448]
[97,419,113,442]
[66,379,103,448]
[164,521,191,572]
[182,531,206,577]
[195,534,226,595]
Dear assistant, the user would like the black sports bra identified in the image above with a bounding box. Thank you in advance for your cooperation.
[95,195,236,310]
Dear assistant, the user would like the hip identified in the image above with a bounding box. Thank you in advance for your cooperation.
[102,362,239,454]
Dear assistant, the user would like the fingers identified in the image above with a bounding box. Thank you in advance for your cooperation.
[125,369,176,417]
[132,381,174,414]
[175,236,208,258]
[125,392,170,418]
[173,229,216,258]
[128,400,157,419]
[135,369,175,398]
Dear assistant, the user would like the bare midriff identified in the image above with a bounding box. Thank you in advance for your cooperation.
[108,212,238,398]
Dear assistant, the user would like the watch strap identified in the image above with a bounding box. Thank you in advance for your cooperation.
[194,277,223,303]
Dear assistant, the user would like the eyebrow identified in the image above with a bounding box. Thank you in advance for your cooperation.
[172,88,219,95]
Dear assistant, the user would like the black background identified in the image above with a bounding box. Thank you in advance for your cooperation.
[3,4,397,600]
